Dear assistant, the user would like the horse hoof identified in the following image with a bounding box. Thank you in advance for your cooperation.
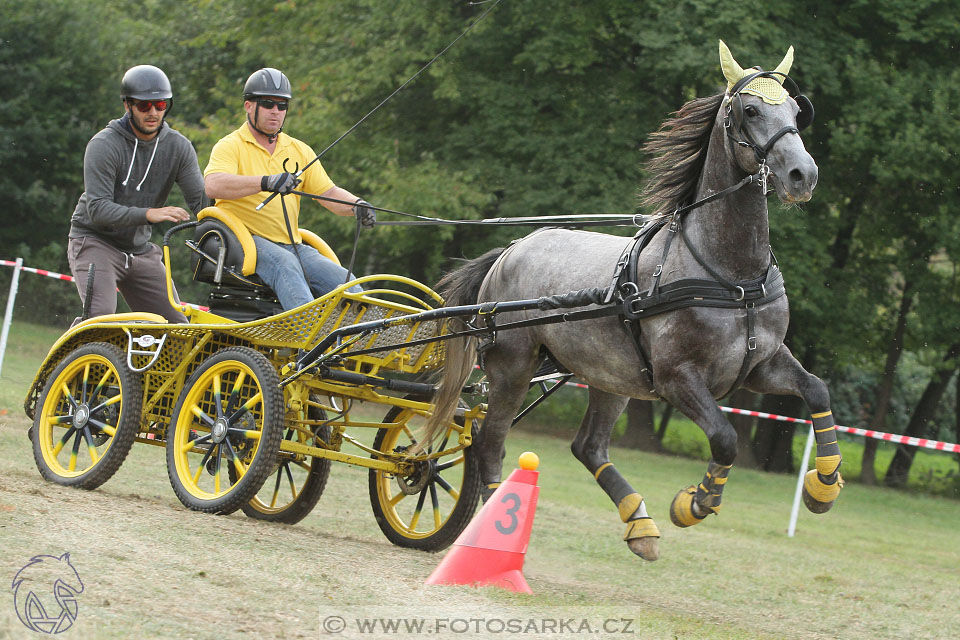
[669,486,707,528]
[801,470,843,514]
[627,536,660,561]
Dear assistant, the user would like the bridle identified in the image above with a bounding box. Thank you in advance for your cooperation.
[723,70,814,165]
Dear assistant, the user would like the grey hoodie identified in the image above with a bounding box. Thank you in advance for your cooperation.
[69,115,206,253]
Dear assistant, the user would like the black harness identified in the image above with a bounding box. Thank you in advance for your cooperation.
[606,209,786,399]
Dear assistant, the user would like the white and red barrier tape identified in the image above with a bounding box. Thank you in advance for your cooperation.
[2,258,208,311]
[0,260,74,281]
[535,370,959,453]
[6,258,958,454]
[719,406,959,454]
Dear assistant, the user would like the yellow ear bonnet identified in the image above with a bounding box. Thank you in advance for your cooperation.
[718,40,794,105]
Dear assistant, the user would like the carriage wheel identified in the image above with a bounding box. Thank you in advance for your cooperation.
[31,343,142,490]
[368,402,481,551]
[234,399,332,524]
[166,347,283,515]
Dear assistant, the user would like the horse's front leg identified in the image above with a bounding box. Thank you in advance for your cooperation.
[656,366,737,527]
[571,388,660,561]
[745,345,843,513]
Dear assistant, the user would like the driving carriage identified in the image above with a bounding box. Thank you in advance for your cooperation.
[24,205,492,551]
[23,41,843,560]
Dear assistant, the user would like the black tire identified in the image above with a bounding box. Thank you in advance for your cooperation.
[165,347,283,515]
[368,401,481,551]
[236,398,332,524]
[31,343,142,490]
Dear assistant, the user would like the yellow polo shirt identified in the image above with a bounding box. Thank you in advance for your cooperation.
[204,124,334,243]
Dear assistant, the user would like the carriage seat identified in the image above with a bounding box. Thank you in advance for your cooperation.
[189,207,341,322]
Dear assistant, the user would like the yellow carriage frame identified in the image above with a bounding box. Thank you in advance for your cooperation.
[24,218,487,550]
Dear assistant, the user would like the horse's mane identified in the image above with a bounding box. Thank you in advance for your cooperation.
[639,93,724,218]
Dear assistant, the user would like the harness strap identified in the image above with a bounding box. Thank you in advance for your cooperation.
[679,217,738,290]
[727,301,758,399]
[623,266,784,318]
[646,216,678,298]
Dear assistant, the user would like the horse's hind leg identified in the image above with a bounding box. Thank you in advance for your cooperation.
[656,368,738,527]
[745,345,843,513]
[474,343,541,503]
[571,388,660,561]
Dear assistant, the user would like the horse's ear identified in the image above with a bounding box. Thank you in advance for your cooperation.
[773,46,794,83]
[719,40,745,90]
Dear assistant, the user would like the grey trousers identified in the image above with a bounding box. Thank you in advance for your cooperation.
[67,236,188,326]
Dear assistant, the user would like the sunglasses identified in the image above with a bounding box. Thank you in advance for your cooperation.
[256,98,289,111]
[129,99,168,113]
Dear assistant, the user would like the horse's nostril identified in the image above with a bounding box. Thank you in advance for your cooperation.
[789,168,803,186]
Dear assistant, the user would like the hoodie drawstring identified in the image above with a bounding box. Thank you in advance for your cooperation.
[135,138,159,191]
[120,136,160,191]
[121,138,139,187]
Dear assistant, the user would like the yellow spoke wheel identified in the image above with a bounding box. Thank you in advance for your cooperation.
[165,347,283,515]
[235,399,332,524]
[368,402,481,551]
[31,343,142,489]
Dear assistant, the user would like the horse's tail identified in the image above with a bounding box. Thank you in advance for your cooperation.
[421,247,505,447]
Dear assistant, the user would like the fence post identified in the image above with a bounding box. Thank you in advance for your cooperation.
[0,257,24,379]
[787,425,815,537]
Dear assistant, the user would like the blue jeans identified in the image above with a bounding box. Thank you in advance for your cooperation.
[252,236,361,311]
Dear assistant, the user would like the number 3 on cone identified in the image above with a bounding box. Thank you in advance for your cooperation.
[495,492,521,534]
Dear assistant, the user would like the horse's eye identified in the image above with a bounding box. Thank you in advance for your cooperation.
[744,105,759,117]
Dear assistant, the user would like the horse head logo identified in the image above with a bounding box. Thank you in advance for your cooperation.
[11,553,84,634]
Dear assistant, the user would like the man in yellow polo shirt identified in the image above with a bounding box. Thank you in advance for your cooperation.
[204,67,375,310]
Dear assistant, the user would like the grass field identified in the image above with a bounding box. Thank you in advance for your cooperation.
[2,321,959,639]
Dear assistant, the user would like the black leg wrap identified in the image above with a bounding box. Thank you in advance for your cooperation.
[811,410,842,481]
[694,460,732,513]
[594,462,644,522]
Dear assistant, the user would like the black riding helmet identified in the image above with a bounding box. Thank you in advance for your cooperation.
[121,65,173,134]
[243,68,291,143]
[121,64,173,100]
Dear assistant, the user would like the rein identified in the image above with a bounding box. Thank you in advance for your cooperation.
[288,189,641,227]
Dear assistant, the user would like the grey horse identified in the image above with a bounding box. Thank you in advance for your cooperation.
[424,41,843,561]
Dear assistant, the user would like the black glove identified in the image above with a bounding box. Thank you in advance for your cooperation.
[353,199,376,228]
[261,172,300,195]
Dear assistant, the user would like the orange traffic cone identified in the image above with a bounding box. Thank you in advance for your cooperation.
[426,451,540,593]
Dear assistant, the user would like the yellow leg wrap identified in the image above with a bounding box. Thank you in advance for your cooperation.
[815,454,841,477]
[617,493,643,522]
[623,517,660,540]
[669,486,708,528]
[802,469,844,514]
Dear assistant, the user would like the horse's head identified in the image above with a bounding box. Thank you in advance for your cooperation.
[718,40,818,203]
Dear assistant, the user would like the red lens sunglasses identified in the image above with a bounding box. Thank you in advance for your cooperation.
[129,99,168,112]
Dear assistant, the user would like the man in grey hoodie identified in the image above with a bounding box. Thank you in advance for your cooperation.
[67,64,206,325]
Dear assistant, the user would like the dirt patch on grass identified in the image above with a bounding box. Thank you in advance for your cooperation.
[0,415,643,640]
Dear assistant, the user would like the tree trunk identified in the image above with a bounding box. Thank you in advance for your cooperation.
[656,404,674,440]
[863,279,914,485]
[884,343,960,488]
[727,389,760,469]
[617,399,663,452]
[753,394,802,472]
